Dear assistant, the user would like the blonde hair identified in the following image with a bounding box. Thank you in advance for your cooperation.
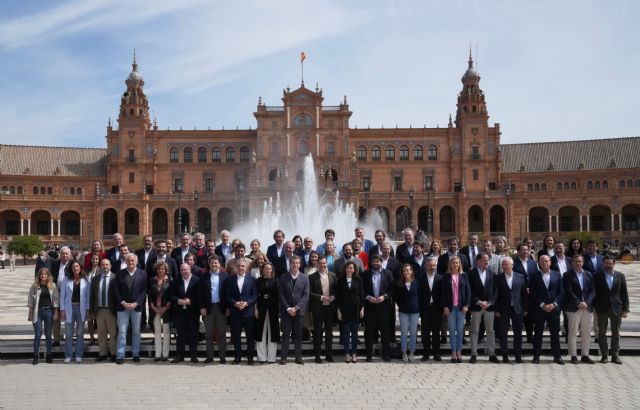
[33,268,55,291]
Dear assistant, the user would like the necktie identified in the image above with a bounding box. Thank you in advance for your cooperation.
[101,275,108,307]
[471,247,476,268]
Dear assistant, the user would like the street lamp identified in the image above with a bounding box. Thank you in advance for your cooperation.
[176,181,184,236]
[193,189,199,233]
[408,185,415,230]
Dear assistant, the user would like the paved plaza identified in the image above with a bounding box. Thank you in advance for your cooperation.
[1,263,639,409]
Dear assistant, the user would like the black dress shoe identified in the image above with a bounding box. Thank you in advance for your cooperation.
[554,357,565,365]
[314,356,323,364]
[171,357,184,363]
[247,358,254,365]
[456,358,462,363]
[46,355,53,364]
[279,358,287,365]
[295,358,304,365]
[325,356,334,363]
[469,355,477,364]
[451,358,457,363]
[600,356,608,364]
[502,356,510,364]
[433,354,442,362]
[109,356,116,362]
[532,356,540,364]
[220,358,226,364]
[161,357,168,362]
[570,356,579,364]
[421,355,429,362]
[612,356,623,365]
[52,341,60,347]
[581,356,595,364]
[489,355,500,364]
[203,357,213,364]
[462,337,467,345]
[515,356,523,364]
[382,357,391,362]
[190,356,199,364]
[133,356,140,363]
[116,358,124,365]
[440,336,447,344]
[95,356,108,362]
[32,357,38,365]
[365,356,373,362]
[232,358,241,365]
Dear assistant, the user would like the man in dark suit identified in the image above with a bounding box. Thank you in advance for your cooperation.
[550,242,569,276]
[308,256,337,363]
[468,252,499,363]
[146,239,178,281]
[171,232,197,266]
[408,241,427,278]
[368,229,394,259]
[380,241,401,344]
[494,257,528,363]
[333,243,364,277]
[225,259,257,365]
[417,257,443,361]
[593,256,630,364]
[135,235,155,270]
[105,232,125,271]
[582,240,604,275]
[266,229,286,264]
[214,230,232,266]
[363,254,395,361]
[563,255,595,364]
[459,233,480,271]
[192,232,207,259]
[395,228,414,265]
[200,255,228,364]
[437,237,470,275]
[513,242,537,343]
[171,263,201,363]
[298,236,315,269]
[197,239,217,269]
[278,256,309,365]
[113,253,147,364]
[274,241,301,278]
[184,253,203,277]
[90,258,117,362]
[529,254,564,365]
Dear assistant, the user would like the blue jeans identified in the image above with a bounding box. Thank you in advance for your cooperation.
[340,321,359,355]
[399,312,419,353]
[117,309,142,360]
[64,304,85,359]
[33,307,53,356]
[447,307,465,353]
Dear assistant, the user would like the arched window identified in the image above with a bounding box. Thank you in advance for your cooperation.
[63,187,68,194]
[586,181,593,189]
[414,145,423,160]
[357,145,367,161]
[240,146,250,162]
[564,182,570,190]
[226,147,235,162]
[47,186,53,194]
[77,187,82,195]
[620,180,626,188]
[399,145,409,160]
[293,113,313,128]
[1,185,7,193]
[17,186,23,194]
[298,139,308,155]
[184,147,193,163]
[9,186,15,194]
[40,187,45,195]
[602,180,608,189]
[527,183,533,192]
[628,179,634,188]
[571,182,577,190]
[557,183,563,191]
[33,186,38,195]
[371,146,381,161]
[595,181,601,189]
[170,147,179,163]
[70,187,75,195]
[428,145,437,160]
[534,183,540,192]
[198,147,207,163]
[385,146,395,161]
[541,183,547,191]
[212,147,221,162]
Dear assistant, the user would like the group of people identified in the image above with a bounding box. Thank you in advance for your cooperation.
[28,228,629,367]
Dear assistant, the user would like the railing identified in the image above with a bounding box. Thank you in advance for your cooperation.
[322,106,342,111]
[265,106,284,111]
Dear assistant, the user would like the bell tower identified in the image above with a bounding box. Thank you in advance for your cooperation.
[455,49,488,127]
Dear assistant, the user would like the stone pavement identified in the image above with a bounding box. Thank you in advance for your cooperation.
[1,357,640,409]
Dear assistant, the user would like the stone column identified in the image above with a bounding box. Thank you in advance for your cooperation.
[27,219,31,235]
[579,214,583,231]
[618,214,623,231]
[50,220,54,236]
[57,219,61,236]
[548,215,553,233]
[20,218,24,235]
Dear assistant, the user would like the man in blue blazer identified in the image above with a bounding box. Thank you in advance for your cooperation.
[582,240,604,275]
[226,259,257,365]
[563,255,595,364]
[362,254,395,361]
[113,253,147,364]
[395,228,415,265]
[278,256,309,365]
[513,242,537,343]
[494,257,528,363]
[200,255,229,364]
[266,229,286,264]
[171,263,202,363]
[529,254,565,364]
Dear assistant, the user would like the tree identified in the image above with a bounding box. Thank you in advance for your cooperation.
[7,235,44,265]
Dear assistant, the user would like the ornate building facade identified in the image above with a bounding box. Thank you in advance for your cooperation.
[1,53,639,248]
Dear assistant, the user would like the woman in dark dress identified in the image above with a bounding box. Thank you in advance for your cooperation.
[335,260,364,363]
[255,262,279,363]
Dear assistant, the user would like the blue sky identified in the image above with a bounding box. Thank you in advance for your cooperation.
[0,0,638,148]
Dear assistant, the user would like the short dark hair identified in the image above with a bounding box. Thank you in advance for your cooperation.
[586,239,598,246]
[603,255,616,263]
[370,253,382,263]
[324,229,335,236]
[208,254,221,263]
[476,251,489,261]
[516,242,528,252]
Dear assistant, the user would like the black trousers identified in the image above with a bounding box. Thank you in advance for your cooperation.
[313,306,334,358]
[230,316,255,360]
[420,305,442,357]
[597,311,622,356]
[281,312,303,359]
[365,303,391,358]
[533,308,561,358]
[174,313,199,357]
[497,307,523,358]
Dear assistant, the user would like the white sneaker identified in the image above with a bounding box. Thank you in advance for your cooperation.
[64,358,72,364]
[402,352,408,362]
[409,352,415,362]
[76,357,83,363]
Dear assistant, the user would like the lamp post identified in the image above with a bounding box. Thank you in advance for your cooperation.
[193,189,199,234]
[176,181,184,236]
[408,185,415,230]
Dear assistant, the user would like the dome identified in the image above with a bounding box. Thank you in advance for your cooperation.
[128,69,143,82]
[464,67,478,77]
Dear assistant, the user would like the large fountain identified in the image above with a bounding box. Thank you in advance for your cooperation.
[230,155,385,248]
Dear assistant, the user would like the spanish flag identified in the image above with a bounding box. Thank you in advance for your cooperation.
[300,52,306,63]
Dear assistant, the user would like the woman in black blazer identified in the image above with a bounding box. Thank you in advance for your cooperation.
[149,261,173,361]
[255,262,280,363]
[395,264,420,362]
[336,260,364,363]
[440,256,471,363]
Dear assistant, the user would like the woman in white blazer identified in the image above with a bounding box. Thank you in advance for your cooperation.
[59,260,90,363]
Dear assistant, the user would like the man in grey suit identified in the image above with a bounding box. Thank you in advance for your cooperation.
[278,255,309,365]
[494,257,528,363]
[482,239,503,274]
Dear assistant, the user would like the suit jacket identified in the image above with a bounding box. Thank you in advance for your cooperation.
[550,255,570,276]
[562,269,595,312]
[468,268,498,311]
[106,246,132,273]
[408,256,427,279]
[171,274,201,317]
[277,272,310,315]
[335,276,365,323]
[145,255,179,282]
[34,256,53,276]
[214,243,232,267]
[440,273,471,310]
[394,279,420,314]
[170,246,198,266]
[459,245,480,270]
[512,257,537,281]
[362,268,395,310]
[529,269,564,309]
[266,243,284,264]
[436,252,470,275]
[274,256,303,278]
[50,259,73,284]
[417,272,443,313]
[199,271,229,314]
[148,279,173,321]
[89,271,117,314]
[493,272,528,316]
[592,270,629,316]
[368,244,394,259]
[395,243,413,265]
[59,277,91,323]
[135,248,156,270]
[255,277,280,343]
[489,254,503,275]
[113,268,147,312]
[308,270,337,313]
[582,253,604,274]
[225,274,258,318]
